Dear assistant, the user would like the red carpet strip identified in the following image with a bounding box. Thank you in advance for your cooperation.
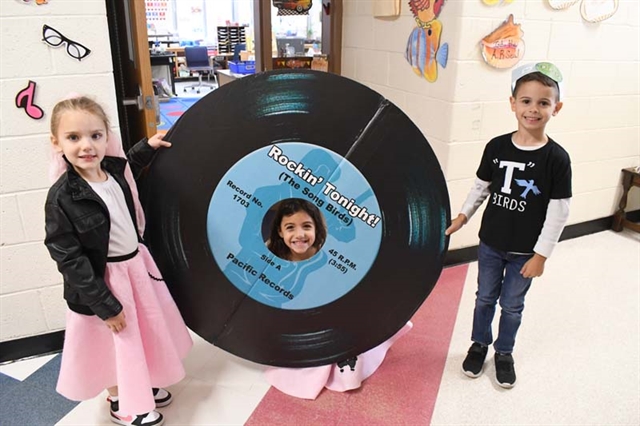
[245,264,469,426]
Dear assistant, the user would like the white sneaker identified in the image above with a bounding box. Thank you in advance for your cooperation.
[152,388,173,407]
[110,410,164,426]
[108,397,164,426]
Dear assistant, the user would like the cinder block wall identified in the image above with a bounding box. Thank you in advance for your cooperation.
[342,0,640,248]
[1,0,639,345]
[0,0,118,342]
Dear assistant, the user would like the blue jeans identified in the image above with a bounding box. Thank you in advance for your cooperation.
[471,241,534,354]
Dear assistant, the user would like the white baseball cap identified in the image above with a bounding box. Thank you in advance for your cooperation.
[511,62,564,101]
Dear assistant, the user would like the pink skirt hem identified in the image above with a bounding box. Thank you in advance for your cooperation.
[264,321,413,399]
[56,244,193,414]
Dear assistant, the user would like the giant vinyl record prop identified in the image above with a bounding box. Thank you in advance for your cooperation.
[140,69,450,367]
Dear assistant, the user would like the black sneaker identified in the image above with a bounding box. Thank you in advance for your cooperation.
[462,342,488,378]
[152,388,173,407]
[494,352,517,388]
[108,397,165,426]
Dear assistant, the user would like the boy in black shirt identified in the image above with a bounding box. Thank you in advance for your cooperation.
[446,62,572,388]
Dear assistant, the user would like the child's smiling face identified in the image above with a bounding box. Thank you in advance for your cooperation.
[51,110,108,182]
[278,210,317,261]
[510,80,562,134]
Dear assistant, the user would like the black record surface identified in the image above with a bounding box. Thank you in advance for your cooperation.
[140,69,450,367]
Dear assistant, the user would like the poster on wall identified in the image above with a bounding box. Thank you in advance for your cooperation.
[405,0,448,83]
[480,14,524,69]
[146,1,168,22]
[273,0,312,16]
[175,0,205,40]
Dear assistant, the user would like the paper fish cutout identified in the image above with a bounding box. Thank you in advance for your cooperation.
[405,20,448,83]
[481,14,524,69]
[408,0,445,26]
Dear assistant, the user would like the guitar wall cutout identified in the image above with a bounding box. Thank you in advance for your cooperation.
[15,80,44,120]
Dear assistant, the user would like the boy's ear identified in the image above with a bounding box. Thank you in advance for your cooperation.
[50,134,63,152]
[509,96,516,111]
[552,101,563,116]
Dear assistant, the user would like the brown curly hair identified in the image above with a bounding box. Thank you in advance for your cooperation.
[267,198,327,260]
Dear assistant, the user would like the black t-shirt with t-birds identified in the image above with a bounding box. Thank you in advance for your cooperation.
[476,132,572,253]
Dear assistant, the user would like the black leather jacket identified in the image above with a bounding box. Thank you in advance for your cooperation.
[44,140,156,320]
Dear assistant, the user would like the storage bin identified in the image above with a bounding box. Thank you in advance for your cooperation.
[229,60,256,74]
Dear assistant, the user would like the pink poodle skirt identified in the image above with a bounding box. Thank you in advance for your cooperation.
[56,244,193,414]
[264,321,413,399]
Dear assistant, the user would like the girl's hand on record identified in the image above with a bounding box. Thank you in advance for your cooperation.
[445,214,468,236]
[148,132,172,150]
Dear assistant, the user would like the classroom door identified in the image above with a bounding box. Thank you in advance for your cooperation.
[254,0,342,73]
[106,0,157,149]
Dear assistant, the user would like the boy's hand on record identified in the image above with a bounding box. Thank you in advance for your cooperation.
[445,214,468,236]
[521,253,546,278]
[148,132,172,150]
[105,311,127,333]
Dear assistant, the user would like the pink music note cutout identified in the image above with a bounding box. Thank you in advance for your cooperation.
[15,80,44,120]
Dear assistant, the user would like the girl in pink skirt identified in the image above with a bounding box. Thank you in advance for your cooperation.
[44,96,192,426]
[264,322,412,399]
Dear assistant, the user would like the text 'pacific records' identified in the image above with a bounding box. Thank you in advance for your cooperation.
[139,69,450,367]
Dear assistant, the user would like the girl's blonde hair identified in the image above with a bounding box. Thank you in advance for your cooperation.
[50,96,110,136]
[48,95,147,235]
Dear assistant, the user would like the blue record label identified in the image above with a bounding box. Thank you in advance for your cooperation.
[207,142,382,309]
